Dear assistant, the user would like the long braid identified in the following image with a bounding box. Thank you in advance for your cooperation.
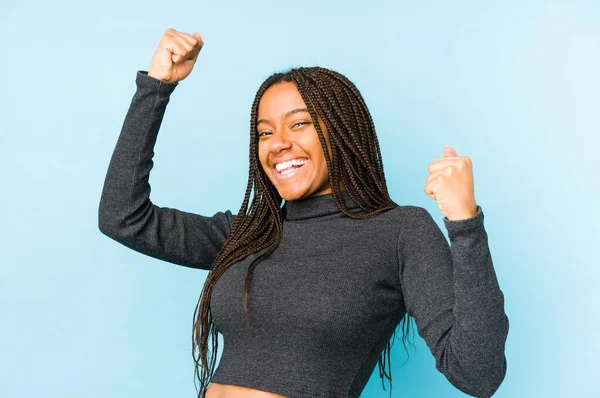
[299,70,384,206]
[191,66,415,398]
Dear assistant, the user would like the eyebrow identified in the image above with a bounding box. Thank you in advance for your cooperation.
[256,108,309,127]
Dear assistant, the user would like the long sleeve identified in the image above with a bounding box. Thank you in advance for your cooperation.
[397,205,509,397]
[98,70,235,270]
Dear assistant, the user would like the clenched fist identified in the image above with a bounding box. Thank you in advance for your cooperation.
[148,28,204,84]
[424,145,478,221]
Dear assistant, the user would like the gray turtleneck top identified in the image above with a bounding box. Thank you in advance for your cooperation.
[98,70,509,398]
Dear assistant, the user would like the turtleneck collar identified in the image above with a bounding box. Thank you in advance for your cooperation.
[282,190,364,221]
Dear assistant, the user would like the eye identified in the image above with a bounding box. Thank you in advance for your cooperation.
[258,122,309,137]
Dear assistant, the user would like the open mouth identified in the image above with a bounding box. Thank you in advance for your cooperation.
[275,160,308,180]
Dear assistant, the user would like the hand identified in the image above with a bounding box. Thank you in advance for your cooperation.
[148,28,204,84]
[424,145,478,221]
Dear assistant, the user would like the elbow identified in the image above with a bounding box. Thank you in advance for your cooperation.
[97,192,153,240]
[443,353,507,398]
[475,356,507,398]
[486,355,508,397]
[98,196,116,237]
[98,201,152,243]
[98,203,126,240]
[438,321,509,397]
[98,213,119,239]
[97,197,133,240]
[457,317,510,397]
[476,355,508,397]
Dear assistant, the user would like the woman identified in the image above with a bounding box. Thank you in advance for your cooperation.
[98,28,509,398]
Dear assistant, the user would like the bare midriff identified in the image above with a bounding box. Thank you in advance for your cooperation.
[205,382,289,398]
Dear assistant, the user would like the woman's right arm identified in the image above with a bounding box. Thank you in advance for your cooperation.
[98,70,235,270]
[98,30,234,270]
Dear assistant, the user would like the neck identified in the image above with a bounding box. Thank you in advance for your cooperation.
[282,190,364,221]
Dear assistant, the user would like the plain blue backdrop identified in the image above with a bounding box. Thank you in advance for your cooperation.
[1,0,598,397]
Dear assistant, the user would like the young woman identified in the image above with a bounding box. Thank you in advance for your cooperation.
[98,28,509,398]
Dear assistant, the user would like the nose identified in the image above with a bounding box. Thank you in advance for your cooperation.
[270,129,293,154]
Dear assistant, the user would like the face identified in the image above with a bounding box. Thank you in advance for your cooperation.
[256,82,344,201]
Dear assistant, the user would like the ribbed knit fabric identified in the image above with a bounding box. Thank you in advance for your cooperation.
[98,70,509,398]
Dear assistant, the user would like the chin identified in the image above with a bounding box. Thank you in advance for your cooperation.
[278,188,310,202]
[269,181,312,202]
[279,185,333,201]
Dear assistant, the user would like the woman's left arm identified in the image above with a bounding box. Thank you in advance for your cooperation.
[397,204,509,398]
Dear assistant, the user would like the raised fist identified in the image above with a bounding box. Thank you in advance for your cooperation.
[148,28,204,83]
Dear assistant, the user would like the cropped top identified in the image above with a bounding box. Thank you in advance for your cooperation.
[98,70,509,398]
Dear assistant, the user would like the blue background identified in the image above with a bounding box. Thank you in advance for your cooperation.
[1,0,598,396]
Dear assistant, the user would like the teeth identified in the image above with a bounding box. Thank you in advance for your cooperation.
[275,158,307,172]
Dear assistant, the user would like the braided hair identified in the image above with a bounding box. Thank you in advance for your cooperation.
[192,66,415,398]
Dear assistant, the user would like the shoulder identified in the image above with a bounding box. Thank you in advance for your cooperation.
[393,205,445,247]
[353,203,440,241]
[372,204,438,241]
[368,203,434,224]
[392,204,436,227]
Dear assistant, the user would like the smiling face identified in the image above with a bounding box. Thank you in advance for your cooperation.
[257,82,343,201]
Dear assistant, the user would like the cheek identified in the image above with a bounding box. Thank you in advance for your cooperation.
[306,137,328,166]
[257,149,269,171]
